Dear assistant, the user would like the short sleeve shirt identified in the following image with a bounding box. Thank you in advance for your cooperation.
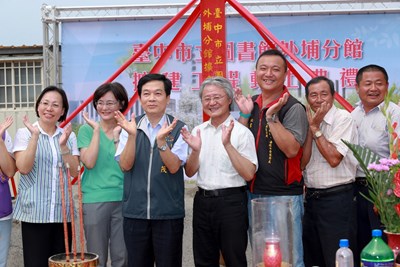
[13,122,79,223]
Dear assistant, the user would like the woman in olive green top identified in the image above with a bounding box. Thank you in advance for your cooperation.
[77,82,129,267]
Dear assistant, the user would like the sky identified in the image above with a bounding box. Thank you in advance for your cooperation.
[0,0,187,46]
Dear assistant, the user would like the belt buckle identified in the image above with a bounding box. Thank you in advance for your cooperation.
[201,189,215,197]
[201,189,208,197]
[212,190,219,197]
[356,179,368,187]
[308,190,320,199]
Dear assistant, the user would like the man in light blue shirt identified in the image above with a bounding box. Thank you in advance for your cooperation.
[114,73,188,267]
[352,64,400,264]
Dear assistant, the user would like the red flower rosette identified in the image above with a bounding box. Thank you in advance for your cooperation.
[394,169,400,198]
[395,203,400,217]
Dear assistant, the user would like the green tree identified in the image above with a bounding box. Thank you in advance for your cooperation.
[117,48,155,78]
[169,86,202,131]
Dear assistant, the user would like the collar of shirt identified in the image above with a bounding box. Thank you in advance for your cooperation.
[322,105,337,126]
[34,121,63,137]
[254,86,289,109]
[145,115,166,145]
[358,101,384,114]
[204,114,235,130]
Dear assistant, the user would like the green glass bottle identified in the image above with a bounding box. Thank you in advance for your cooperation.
[361,229,394,267]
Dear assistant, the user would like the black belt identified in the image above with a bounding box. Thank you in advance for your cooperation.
[306,183,354,199]
[355,177,368,187]
[198,186,246,197]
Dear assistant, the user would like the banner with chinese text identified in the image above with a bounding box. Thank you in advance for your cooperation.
[62,13,400,125]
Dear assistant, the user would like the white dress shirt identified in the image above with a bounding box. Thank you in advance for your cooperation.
[304,106,358,188]
[193,115,258,190]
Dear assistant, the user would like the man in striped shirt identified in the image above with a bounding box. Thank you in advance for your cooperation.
[301,76,358,267]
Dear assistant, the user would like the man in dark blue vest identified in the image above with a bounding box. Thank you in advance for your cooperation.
[234,49,308,267]
[114,73,188,267]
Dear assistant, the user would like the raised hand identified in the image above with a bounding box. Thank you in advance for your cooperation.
[221,120,234,147]
[234,87,253,114]
[181,127,201,152]
[157,118,178,143]
[82,111,99,130]
[265,92,289,119]
[0,116,13,137]
[22,115,40,136]
[59,122,73,147]
[306,102,331,131]
[114,111,136,136]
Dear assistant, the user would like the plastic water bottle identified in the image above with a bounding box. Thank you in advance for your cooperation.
[335,239,354,267]
[361,229,394,267]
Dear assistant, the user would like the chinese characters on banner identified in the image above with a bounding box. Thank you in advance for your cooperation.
[130,37,363,93]
[200,0,226,82]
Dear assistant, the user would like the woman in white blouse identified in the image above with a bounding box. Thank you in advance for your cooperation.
[13,86,79,267]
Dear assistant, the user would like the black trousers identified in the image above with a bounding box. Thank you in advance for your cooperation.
[193,189,248,267]
[21,222,72,267]
[303,184,356,267]
[123,217,184,267]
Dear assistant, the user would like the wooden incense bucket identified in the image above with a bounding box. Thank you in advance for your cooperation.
[49,252,99,267]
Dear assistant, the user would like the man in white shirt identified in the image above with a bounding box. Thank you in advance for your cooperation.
[352,64,400,263]
[181,76,258,267]
[301,76,358,267]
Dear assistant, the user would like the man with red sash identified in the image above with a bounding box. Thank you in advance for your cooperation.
[235,49,308,267]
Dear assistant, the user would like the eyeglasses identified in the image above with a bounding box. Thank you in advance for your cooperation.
[40,101,61,109]
[202,95,226,104]
[95,100,119,108]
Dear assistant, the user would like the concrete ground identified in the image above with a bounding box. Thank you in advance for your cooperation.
[6,181,251,266]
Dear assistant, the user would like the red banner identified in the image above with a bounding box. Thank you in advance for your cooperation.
[201,0,227,82]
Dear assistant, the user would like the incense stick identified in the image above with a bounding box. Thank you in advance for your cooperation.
[59,162,70,262]
[66,163,77,261]
[77,166,85,260]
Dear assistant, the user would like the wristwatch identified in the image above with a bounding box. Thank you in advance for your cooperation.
[158,143,168,151]
[314,130,323,139]
[266,113,277,123]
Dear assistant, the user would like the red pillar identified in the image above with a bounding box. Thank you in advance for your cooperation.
[201,0,227,120]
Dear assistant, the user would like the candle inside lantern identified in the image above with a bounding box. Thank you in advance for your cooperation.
[263,237,282,267]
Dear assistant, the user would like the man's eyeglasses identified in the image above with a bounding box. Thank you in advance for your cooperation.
[202,95,226,104]
[95,101,119,108]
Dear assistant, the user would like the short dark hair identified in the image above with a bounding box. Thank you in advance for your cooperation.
[137,73,172,97]
[35,86,69,122]
[256,49,288,72]
[93,82,129,113]
[305,76,335,97]
[356,64,389,85]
